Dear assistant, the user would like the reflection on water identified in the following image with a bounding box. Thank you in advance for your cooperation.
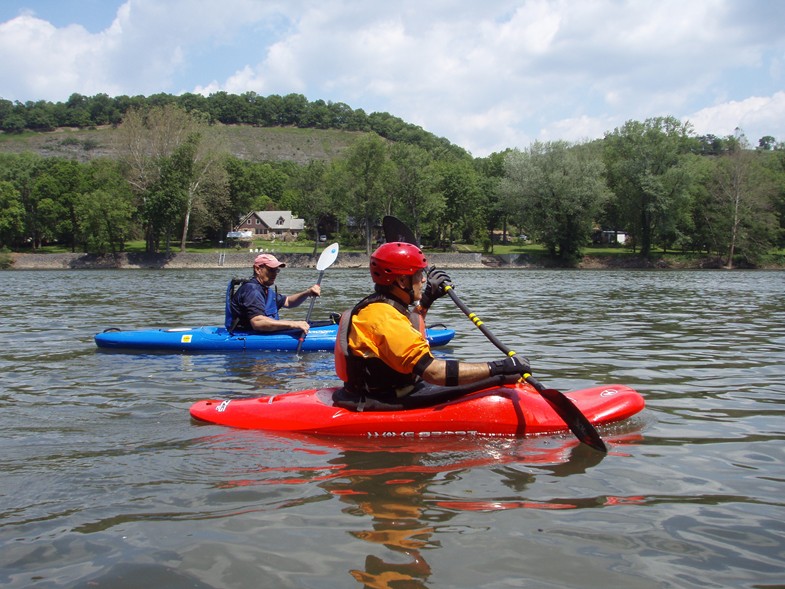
[190,430,637,587]
[321,440,619,587]
[324,449,440,588]
[0,269,784,589]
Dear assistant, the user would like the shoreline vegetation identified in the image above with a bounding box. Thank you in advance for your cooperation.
[6,250,783,271]
[1,97,782,276]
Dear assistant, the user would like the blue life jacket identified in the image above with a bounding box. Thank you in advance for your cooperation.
[225,277,280,332]
[225,278,247,330]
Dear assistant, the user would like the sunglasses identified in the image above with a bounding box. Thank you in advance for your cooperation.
[255,265,281,273]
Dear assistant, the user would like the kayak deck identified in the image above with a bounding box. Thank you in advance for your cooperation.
[190,383,645,438]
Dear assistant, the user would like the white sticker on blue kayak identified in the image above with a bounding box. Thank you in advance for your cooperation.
[180,334,192,343]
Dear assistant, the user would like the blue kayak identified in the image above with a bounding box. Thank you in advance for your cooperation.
[94,323,456,353]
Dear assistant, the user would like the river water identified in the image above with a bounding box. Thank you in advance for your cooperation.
[1,268,783,589]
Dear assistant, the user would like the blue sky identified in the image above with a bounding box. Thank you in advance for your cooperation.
[1,0,783,156]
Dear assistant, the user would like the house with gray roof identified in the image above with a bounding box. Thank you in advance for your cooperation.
[234,210,305,240]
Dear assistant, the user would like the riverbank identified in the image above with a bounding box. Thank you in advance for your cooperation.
[5,250,761,270]
[7,251,486,270]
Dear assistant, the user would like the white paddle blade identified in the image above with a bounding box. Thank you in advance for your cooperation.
[316,242,340,271]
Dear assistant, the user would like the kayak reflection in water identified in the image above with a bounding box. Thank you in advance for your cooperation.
[333,242,531,410]
[230,253,320,334]
[322,449,438,588]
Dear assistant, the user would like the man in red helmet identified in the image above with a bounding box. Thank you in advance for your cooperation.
[333,242,530,408]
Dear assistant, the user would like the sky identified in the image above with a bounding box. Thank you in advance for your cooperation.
[0,0,784,157]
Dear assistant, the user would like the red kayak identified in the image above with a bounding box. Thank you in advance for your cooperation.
[189,382,645,438]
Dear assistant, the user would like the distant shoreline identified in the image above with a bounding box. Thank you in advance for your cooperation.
[6,251,771,270]
[7,251,484,270]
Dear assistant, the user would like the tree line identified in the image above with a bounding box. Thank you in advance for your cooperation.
[0,96,783,269]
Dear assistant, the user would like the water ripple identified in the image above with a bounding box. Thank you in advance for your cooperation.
[1,269,783,589]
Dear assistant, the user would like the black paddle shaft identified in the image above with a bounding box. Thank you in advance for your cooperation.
[444,286,607,453]
[381,215,607,453]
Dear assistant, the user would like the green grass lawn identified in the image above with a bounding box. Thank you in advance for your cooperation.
[3,240,708,258]
[13,240,785,267]
[458,242,639,257]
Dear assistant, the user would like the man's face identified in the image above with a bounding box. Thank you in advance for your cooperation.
[255,264,280,286]
[395,269,425,303]
[412,269,425,299]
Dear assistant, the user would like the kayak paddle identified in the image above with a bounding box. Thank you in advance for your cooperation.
[440,285,607,452]
[296,242,340,355]
[381,215,607,453]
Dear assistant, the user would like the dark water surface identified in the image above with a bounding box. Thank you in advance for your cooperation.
[1,268,783,589]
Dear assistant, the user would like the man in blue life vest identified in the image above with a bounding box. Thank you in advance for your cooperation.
[333,242,530,408]
[231,253,321,334]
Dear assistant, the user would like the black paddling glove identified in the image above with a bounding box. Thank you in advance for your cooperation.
[420,267,452,310]
[488,355,531,376]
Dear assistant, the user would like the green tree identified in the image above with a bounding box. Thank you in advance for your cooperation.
[281,93,310,126]
[224,157,265,232]
[321,159,355,244]
[257,94,285,126]
[342,133,393,254]
[288,160,331,254]
[708,143,778,268]
[0,153,44,247]
[604,117,696,257]
[24,100,57,131]
[475,150,511,252]
[61,93,92,127]
[171,131,229,251]
[37,159,89,252]
[29,167,73,249]
[223,158,290,235]
[431,158,482,248]
[77,159,135,253]
[30,192,62,248]
[208,91,250,125]
[763,148,785,248]
[76,189,133,254]
[680,153,717,255]
[88,93,121,126]
[0,180,25,247]
[145,145,191,253]
[387,143,440,243]
[757,136,777,151]
[502,141,609,265]
[115,104,225,253]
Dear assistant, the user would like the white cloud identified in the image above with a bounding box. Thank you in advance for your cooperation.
[687,92,785,141]
[1,0,784,155]
[0,16,100,97]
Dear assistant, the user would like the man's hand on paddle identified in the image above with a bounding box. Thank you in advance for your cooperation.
[488,355,531,377]
[420,266,452,310]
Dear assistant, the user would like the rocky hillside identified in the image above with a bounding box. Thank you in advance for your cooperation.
[0,125,365,164]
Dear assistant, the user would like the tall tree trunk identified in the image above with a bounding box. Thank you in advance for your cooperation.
[726,194,740,270]
[180,194,192,252]
[365,219,373,256]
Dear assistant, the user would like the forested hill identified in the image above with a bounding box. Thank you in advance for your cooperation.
[0,92,469,163]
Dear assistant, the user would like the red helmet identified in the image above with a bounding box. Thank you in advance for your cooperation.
[370,242,427,285]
